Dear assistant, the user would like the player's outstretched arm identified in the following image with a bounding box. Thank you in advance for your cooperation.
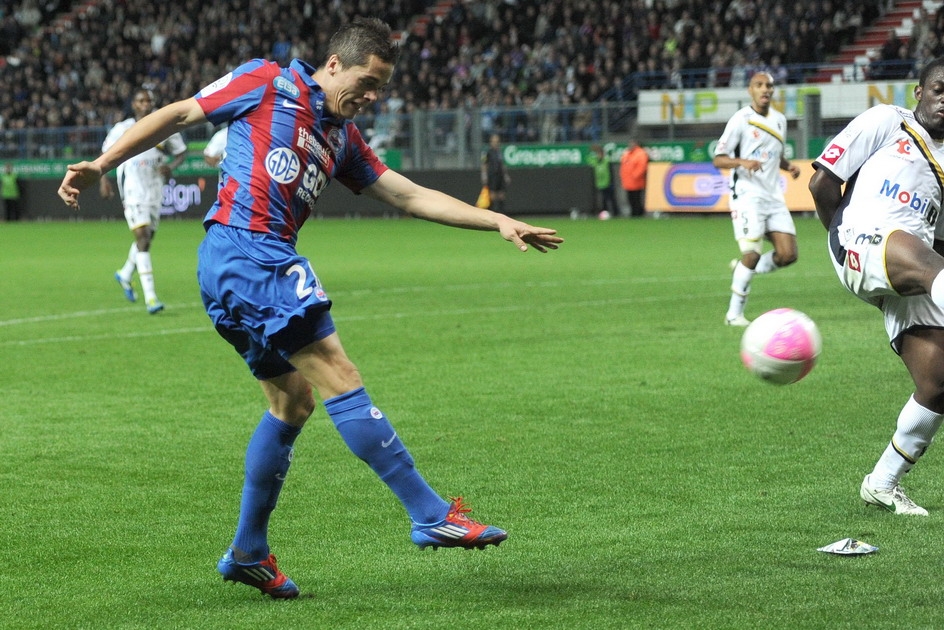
[58,98,206,209]
[365,169,562,252]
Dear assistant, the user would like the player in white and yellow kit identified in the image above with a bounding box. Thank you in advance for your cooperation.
[714,72,801,326]
[810,57,944,515]
[101,88,187,313]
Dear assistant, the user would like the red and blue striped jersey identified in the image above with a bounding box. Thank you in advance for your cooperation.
[195,58,387,243]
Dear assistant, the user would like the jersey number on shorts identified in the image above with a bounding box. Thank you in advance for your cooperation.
[286,263,317,299]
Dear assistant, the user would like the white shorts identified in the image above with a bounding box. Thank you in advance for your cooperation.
[729,194,796,253]
[829,224,944,353]
[124,203,161,231]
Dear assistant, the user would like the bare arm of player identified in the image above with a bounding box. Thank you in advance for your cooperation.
[808,168,844,229]
[58,98,207,208]
[712,154,762,172]
[364,169,563,253]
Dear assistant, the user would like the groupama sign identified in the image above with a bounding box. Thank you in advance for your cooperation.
[501,144,585,167]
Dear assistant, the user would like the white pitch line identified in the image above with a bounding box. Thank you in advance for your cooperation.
[0,278,682,328]
[0,268,835,346]
[1,326,215,347]
[0,291,730,347]
[0,303,206,327]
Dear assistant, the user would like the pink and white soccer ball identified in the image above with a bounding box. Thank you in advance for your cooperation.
[740,308,821,385]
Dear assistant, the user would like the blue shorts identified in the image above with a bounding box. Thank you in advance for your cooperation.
[197,223,336,379]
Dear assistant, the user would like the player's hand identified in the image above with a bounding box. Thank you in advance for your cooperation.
[787,164,801,179]
[497,218,563,253]
[58,161,104,209]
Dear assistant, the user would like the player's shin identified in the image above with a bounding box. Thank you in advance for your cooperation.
[727,262,754,319]
[230,411,301,561]
[135,250,157,302]
[325,387,449,524]
[119,243,138,280]
[871,395,944,486]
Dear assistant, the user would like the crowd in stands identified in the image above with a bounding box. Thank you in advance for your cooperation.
[871,4,944,80]
[0,0,936,151]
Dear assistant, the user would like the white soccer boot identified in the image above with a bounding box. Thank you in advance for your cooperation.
[725,314,751,327]
[860,474,928,516]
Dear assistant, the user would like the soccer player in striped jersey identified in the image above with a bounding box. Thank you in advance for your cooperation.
[713,71,801,327]
[58,17,561,599]
[810,56,944,517]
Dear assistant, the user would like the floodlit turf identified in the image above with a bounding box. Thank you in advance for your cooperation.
[2,214,943,629]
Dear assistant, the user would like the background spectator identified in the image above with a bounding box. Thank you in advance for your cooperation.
[588,144,617,219]
[1,161,22,221]
[620,138,649,218]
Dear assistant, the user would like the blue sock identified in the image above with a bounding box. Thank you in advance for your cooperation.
[325,387,449,524]
[231,411,301,562]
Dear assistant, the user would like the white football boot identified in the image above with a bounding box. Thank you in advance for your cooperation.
[860,474,928,516]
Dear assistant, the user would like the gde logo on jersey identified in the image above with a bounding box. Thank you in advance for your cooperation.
[266,148,301,184]
[273,76,301,99]
[879,179,938,224]
[821,144,845,165]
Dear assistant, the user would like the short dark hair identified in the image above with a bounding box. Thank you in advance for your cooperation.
[327,17,399,68]
[919,57,944,86]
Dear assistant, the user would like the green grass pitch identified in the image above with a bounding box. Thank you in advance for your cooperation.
[1,215,943,629]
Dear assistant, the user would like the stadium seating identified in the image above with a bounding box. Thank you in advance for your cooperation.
[0,0,937,154]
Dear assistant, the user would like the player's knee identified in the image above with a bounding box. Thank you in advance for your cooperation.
[312,360,365,401]
[738,240,762,267]
[135,236,153,251]
[275,386,316,426]
[740,251,761,268]
[333,357,364,392]
[283,395,316,426]
[774,250,798,267]
[299,394,317,420]
[914,382,944,414]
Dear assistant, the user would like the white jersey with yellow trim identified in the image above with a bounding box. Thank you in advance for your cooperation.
[813,104,944,247]
[102,117,187,207]
[714,105,788,202]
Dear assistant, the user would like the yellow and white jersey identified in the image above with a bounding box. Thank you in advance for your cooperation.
[714,105,788,202]
[814,104,944,247]
[102,117,186,206]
